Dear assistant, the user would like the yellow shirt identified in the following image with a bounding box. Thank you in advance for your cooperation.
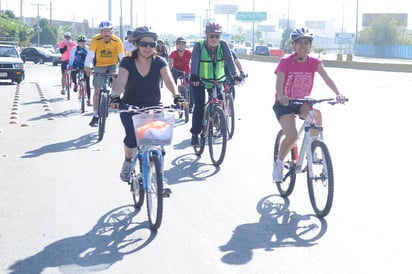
[89,34,124,67]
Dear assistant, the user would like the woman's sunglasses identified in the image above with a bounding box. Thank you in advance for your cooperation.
[138,41,156,48]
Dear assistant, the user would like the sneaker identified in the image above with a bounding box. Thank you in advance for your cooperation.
[272,159,284,183]
[61,89,65,95]
[191,134,199,146]
[120,161,132,182]
[163,188,172,197]
[89,116,98,127]
[73,84,78,92]
[87,100,92,106]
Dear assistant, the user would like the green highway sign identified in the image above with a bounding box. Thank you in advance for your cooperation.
[236,11,267,21]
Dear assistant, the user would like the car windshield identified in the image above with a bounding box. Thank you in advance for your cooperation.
[0,46,19,58]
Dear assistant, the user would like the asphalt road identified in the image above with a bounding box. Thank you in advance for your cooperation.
[1,61,412,274]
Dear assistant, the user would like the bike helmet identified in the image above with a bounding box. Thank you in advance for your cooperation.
[132,26,158,42]
[175,36,187,44]
[290,27,314,42]
[98,20,113,29]
[63,31,71,38]
[205,22,222,33]
[77,35,86,42]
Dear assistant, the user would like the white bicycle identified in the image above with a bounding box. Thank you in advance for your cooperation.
[273,97,347,217]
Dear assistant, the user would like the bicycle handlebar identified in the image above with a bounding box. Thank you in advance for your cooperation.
[289,97,349,106]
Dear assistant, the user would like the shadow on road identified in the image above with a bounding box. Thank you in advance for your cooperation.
[164,153,220,185]
[21,132,99,158]
[219,194,328,265]
[7,205,157,274]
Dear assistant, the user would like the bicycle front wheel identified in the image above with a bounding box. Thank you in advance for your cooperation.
[307,140,334,218]
[66,73,71,100]
[98,91,108,141]
[146,154,163,230]
[274,130,296,197]
[79,81,85,113]
[225,92,235,139]
[208,105,227,166]
[130,159,144,209]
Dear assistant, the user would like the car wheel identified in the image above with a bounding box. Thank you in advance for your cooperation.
[39,58,44,64]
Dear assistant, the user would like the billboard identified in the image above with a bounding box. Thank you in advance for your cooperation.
[305,21,326,30]
[362,13,408,27]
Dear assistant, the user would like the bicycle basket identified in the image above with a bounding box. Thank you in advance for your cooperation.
[132,108,175,146]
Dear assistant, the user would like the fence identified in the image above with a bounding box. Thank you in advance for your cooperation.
[355,44,412,59]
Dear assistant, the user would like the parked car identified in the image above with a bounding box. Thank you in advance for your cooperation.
[20,47,61,66]
[254,45,270,56]
[233,46,252,55]
[42,44,55,53]
[0,44,25,84]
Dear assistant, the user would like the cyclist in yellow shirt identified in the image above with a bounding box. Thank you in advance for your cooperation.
[84,20,125,127]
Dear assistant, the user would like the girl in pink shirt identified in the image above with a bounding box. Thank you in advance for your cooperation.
[272,27,345,183]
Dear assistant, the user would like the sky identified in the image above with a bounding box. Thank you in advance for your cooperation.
[2,0,411,36]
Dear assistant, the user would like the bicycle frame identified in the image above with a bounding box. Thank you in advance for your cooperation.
[134,145,164,191]
[294,109,325,178]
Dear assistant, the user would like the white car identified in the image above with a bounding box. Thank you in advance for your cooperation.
[42,44,55,53]
[233,46,251,55]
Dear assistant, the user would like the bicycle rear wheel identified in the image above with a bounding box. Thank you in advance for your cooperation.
[79,81,85,113]
[98,91,108,141]
[225,92,235,139]
[274,130,296,197]
[181,87,190,123]
[130,159,144,209]
[146,154,163,230]
[208,105,227,166]
[307,140,334,217]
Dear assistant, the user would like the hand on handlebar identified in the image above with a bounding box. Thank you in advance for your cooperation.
[109,95,122,109]
[336,94,346,104]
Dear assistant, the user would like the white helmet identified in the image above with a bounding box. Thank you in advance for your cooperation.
[290,27,314,42]
[64,31,71,38]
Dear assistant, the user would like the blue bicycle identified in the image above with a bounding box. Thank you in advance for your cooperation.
[120,105,175,230]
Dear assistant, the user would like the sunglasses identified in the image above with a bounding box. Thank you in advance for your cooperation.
[208,34,220,39]
[138,41,156,48]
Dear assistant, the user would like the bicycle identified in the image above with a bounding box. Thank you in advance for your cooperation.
[120,104,175,230]
[174,70,190,123]
[273,97,347,217]
[193,81,227,166]
[65,68,72,100]
[223,74,247,139]
[94,72,117,141]
[75,68,87,113]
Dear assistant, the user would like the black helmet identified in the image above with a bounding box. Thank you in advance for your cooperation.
[205,22,222,33]
[176,37,187,44]
[132,26,158,42]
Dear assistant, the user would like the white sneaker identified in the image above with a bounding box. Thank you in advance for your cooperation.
[272,159,283,183]
[120,161,132,182]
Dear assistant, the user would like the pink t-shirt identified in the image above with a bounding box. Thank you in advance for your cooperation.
[274,54,321,99]
[58,40,77,62]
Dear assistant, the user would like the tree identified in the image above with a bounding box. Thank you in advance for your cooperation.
[0,9,33,46]
[358,15,399,45]
[30,18,58,46]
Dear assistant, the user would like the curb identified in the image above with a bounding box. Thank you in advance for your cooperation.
[237,54,412,73]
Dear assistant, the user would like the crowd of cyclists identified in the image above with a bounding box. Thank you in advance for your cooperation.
[58,20,345,188]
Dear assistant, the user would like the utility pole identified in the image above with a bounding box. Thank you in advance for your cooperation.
[31,3,47,46]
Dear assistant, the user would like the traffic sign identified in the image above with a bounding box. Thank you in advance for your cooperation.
[214,4,238,15]
[176,13,196,21]
[236,11,267,22]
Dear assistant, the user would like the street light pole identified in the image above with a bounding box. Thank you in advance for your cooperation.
[252,0,255,55]
[355,0,359,46]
